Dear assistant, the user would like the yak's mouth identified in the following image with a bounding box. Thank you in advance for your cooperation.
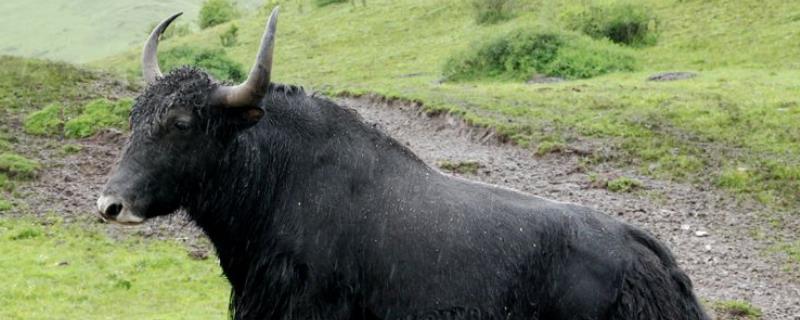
[96,195,146,226]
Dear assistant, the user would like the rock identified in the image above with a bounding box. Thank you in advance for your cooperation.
[647,72,698,82]
[694,230,710,237]
[527,74,566,84]
[680,224,691,231]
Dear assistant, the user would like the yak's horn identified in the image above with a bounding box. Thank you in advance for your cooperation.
[143,12,182,84]
[211,7,279,107]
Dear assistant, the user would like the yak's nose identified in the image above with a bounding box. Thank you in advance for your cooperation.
[97,195,123,218]
[96,195,144,225]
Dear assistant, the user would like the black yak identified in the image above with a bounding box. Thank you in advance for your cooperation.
[97,7,710,320]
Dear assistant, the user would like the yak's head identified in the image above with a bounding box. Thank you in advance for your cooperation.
[96,8,280,225]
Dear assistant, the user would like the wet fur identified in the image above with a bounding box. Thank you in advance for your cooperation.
[123,67,710,320]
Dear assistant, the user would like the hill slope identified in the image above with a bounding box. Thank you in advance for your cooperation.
[0,0,263,63]
[98,0,800,210]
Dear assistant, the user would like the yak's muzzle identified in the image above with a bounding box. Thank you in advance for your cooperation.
[96,195,145,225]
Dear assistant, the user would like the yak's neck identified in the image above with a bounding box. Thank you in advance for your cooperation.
[187,91,431,291]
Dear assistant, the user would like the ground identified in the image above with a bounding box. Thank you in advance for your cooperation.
[4,91,796,318]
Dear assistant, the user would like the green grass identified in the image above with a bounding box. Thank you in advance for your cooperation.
[95,0,800,209]
[24,103,65,136]
[606,176,643,193]
[0,197,11,212]
[0,153,40,179]
[0,217,229,319]
[713,300,763,320]
[64,98,134,138]
[437,160,483,175]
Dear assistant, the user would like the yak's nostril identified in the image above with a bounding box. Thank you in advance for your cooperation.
[105,203,123,217]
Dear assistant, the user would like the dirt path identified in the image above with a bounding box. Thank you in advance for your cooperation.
[14,95,798,319]
[342,96,799,320]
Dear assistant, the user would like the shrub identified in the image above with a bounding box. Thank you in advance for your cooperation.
[64,99,133,138]
[199,0,239,29]
[0,153,40,179]
[220,24,239,47]
[565,2,658,47]
[443,29,636,81]
[313,0,347,7]
[24,103,63,136]
[159,46,245,82]
[472,0,514,25]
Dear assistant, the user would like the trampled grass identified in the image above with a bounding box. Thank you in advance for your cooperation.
[0,217,230,319]
[97,0,800,209]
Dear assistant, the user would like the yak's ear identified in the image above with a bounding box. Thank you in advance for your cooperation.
[220,105,265,129]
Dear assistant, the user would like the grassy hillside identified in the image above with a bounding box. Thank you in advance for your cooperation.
[0,0,264,63]
[0,56,230,319]
[97,0,800,210]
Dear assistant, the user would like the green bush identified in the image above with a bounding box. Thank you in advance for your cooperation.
[219,24,239,47]
[313,0,347,7]
[443,29,636,81]
[0,153,40,179]
[565,2,658,47]
[64,99,133,138]
[199,0,239,29]
[24,103,63,136]
[472,0,514,25]
[159,46,245,82]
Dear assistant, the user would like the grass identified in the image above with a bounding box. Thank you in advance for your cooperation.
[64,98,134,138]
[0,217,229,319]
[95,0,800,209]
[713,300,763,320]
[24,103,65,136]
[0,153,40,179]
[437,160,483,175]
[606,176,643,193]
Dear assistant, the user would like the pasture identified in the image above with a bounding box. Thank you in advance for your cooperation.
[0,0,798,318]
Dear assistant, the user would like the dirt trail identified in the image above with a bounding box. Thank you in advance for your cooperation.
[342,96,799,320]
[14,95,798,319]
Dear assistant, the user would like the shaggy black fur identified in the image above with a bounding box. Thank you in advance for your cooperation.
[102,66,710,320]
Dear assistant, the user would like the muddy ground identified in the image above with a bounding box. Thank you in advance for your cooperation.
[13,95,800,319]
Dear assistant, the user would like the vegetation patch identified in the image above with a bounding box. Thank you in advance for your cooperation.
[146,22,191,41]
[564,2,658,47]
[64,99,133,139]
[0,196,11,212]
[220,24,239,47]
[0,153,40,179]
[535,140,566,156]
[159,46,245,82]
[713,300,762,320]
[606,176,643,193]
[472,0,515,25]
[0,57,94,113]
[438,160,483,175]
[199,0,239,29]
[61,144,83,155]
[23,103,64,136]
[0,218,229,318]
[314,0,348,7]
[443,29,636,81]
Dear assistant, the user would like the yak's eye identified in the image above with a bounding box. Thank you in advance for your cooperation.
[174,120,191,131]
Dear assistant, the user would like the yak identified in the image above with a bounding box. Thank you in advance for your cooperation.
[96,7,710,320]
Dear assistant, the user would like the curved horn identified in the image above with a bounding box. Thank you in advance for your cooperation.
[211,7,279,108]
[143,12,183,84]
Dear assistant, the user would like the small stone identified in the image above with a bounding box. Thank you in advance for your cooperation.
[694,230,709,237]
[704,245,712,252]
[647,72,698,82]
[680,224,691,231]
